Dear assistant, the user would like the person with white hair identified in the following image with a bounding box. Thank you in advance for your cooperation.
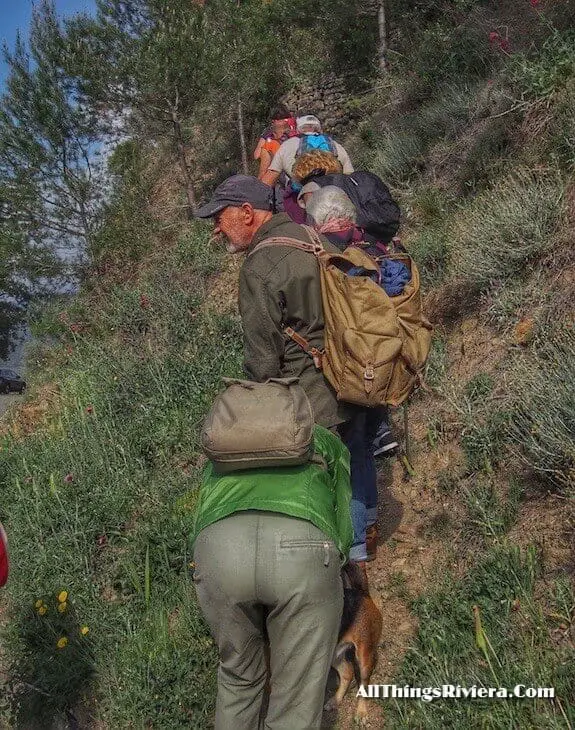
[305,185,400,564]
[305,185,363,248]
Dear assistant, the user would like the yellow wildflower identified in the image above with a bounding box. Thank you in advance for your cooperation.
[35,599,43,609]
[80,626,90,636]
[57,591,68,603]
[57,602,68,614]
[38,606,48,616]
[56,637,68,649]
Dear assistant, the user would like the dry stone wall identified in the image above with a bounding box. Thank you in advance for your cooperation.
[280,73,361,138]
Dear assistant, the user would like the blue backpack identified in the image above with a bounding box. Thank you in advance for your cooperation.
[296,133,338,158]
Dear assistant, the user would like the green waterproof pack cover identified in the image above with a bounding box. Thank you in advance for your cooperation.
[201,377,315,474]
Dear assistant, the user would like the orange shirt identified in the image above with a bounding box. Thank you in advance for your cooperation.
[262,137,281,156]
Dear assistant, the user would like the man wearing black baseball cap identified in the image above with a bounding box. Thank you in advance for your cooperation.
[196,173,350,428]
[195,174,275,253]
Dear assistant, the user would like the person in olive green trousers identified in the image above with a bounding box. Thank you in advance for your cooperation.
[192,425,353,730]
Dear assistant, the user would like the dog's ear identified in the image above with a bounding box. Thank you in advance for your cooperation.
[342,561,369,594]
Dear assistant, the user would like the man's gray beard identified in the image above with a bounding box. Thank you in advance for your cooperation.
[225,239,249,254]
[225,240,241,254]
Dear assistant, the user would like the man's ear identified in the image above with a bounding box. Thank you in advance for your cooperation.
[241,203,255,224]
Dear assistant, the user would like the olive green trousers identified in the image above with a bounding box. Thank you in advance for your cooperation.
[193,511,343,730]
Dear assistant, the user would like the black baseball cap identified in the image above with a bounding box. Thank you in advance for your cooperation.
[195,175,274,219]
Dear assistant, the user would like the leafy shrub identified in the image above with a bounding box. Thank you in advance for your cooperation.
[410,21,495,83]
[449,170,565,292]
[511,29,575,99]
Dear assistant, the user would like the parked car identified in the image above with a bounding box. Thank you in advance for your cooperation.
[0,368,26,394]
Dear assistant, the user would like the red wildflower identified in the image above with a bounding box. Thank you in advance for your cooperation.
[63,473,74,483]
[139,294,150,309]
[530,0,540,6]
[70,323,81,333]
[489,30,511,53]
[86,405,94,414]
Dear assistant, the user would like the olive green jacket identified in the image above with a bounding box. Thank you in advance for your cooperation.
[239,213,352,428]
[192,425,353,559]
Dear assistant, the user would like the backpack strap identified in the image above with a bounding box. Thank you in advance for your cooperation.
[295,134,305,159]
[250,236,320,257]
[248,227,327,369]
[249,226,326,258]
[284,326,323,369]
[327,136,338,157]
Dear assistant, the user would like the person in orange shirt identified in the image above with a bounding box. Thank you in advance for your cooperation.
[254,105,297,180]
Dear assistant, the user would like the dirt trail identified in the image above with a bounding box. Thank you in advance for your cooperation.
[0,394,20,420]
[323,398,461,729]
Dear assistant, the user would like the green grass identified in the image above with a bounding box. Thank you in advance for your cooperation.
[2,9,575,729]
[424,335,448,391]
[408,228,449,287]
[505,328,575,493]
[448,170,565,293]
[0,221,242,728]
[461,476,523,541]
[368,84,474,185]
[384,545,575,729]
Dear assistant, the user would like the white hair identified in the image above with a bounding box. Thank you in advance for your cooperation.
[305,186,357,228]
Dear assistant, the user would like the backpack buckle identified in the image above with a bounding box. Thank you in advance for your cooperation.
[311,348,323,370]
[364,363,374,393]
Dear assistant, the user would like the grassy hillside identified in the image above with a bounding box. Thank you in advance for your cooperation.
[1,1,574,728]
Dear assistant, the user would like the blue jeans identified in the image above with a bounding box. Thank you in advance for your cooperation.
[338,408,382,561]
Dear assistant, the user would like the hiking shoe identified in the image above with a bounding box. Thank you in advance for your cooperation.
[366,524,378,562]
[373,428,399,458]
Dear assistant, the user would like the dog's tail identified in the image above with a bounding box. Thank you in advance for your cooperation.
[334,641,362,689]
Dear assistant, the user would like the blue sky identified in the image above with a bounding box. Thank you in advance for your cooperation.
[0,0,96,88]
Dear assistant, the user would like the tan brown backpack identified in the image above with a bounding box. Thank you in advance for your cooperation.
[250,227,432,408]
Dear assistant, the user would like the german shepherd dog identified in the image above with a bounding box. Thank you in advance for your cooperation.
[325,561,383,724]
